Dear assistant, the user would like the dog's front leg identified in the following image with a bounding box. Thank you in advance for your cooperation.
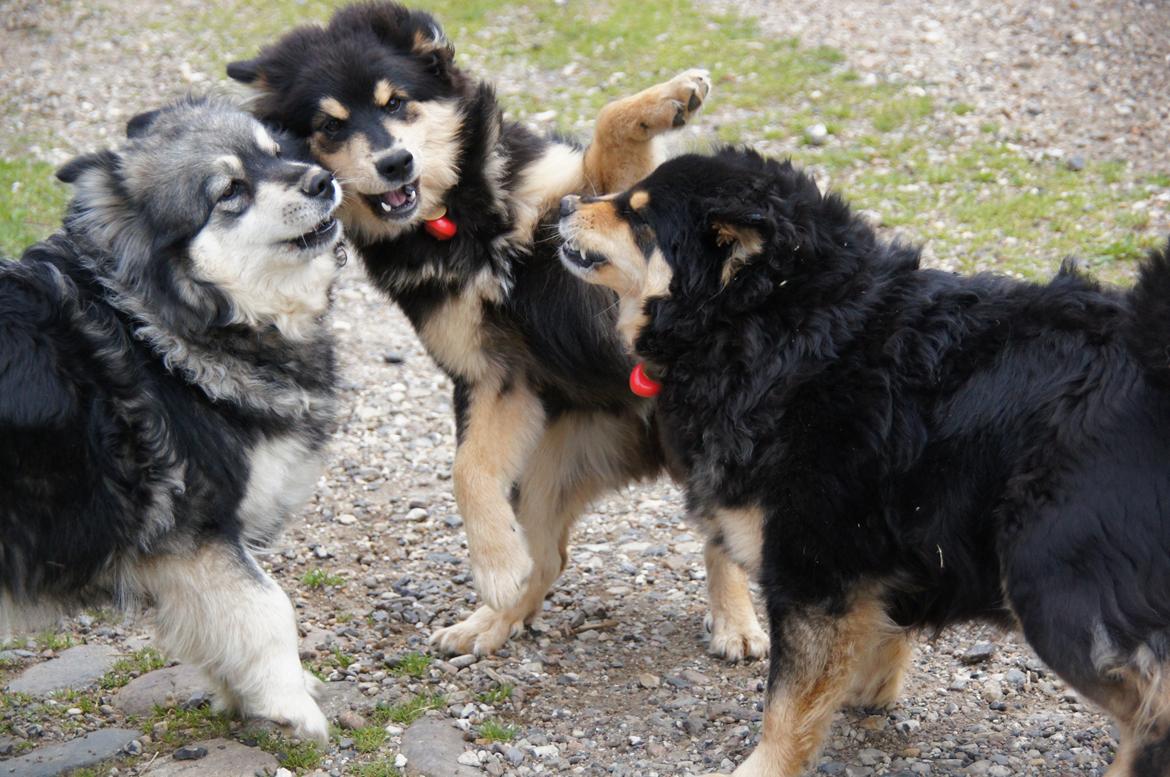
[139,543,328,743]
[584,69,712,193]
[453,379,546,612]
[704,538,769,662]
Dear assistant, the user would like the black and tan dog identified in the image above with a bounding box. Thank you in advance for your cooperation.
[559,147,1170,776]
[227,2,768,660]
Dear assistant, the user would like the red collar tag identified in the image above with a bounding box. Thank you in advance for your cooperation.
[629,362,662,398]
[424,214,457,240]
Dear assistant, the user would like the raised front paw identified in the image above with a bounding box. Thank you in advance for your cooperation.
[638,68,712,136]
[664,68,712,127]
[469,527,533,611]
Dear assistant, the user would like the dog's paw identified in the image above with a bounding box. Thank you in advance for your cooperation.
[209,679,242,716]
[268,690,330,745]
[637,68,712,136]
[430,605,525,656]
[469,529,533,611]
[705,612,770,662]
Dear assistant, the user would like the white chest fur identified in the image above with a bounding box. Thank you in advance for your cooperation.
[237,435,324,545]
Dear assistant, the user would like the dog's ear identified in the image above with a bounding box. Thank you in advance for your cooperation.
[409,17,456,78]
[126,108,163,139]
[56,150,120,184]
[226,57,266,86]
[707,208,768,286]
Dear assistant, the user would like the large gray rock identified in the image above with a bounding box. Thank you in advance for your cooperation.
[5,645,119,695]
[141,739,278,777]
[112,664,207,716]
[317,681,370,722]
[400,718,481,777]
[0,728,139,776]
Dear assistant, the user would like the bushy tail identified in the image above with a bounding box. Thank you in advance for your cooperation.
[1127,239,1170,388]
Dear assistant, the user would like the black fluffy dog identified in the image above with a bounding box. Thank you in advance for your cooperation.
[559,147,1170,776]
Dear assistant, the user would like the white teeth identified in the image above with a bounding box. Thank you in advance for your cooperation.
[380,200,393,213]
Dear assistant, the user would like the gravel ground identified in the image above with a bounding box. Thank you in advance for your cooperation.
[1,1,1161,775]
[705,0,1170,175]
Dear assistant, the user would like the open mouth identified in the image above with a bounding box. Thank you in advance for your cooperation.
[560,241,606,270]
[288,216,340,251]
[363,179,420,220]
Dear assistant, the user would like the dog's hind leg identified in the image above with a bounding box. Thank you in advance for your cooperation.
[138,542,328,743]
[702,595,890,777]
[583,69,712,193]
[704,539,769,662]
[845,630,913,709]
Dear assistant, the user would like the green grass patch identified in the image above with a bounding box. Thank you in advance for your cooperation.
[145,705,233,749]
[301,568,345,589]
[251,729,325,771]
[478,719,516,743]
[350,724,388,753]
[34,631,73,652]
[476,683,513,705]
[371,693,446,727]
[388,652,432,679]
[352,762,402,777]
[101,648,167,690]
[871,94,934,132]
[0,158,68,260]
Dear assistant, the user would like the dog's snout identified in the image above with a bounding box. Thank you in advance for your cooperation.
[300,169,335,199]
[560,195,580,219]
[376,150,415,182]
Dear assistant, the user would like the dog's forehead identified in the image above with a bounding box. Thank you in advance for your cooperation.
[302,46,427,108]
[119,105,277,210]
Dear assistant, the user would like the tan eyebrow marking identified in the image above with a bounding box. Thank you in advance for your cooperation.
[373,80,393,107]
[318,97,350,121]
[629,190,650,209]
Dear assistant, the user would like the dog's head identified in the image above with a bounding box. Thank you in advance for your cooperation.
[58,97,343,340]
[557,147,867,353]
[228,2,465,243]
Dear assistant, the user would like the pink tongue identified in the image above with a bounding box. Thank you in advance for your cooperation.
[383,188,407,208]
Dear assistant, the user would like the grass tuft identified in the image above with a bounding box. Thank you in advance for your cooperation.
[101,648,167,690]
[301,568,346,589]
[388,652,432,679]
[478,718,517,743]
[371,693,447,727]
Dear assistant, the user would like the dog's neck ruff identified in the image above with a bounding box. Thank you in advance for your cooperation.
[629,362,662,398]
[422,205,457,241]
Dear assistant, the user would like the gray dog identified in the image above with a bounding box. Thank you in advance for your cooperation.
[0,97,343,742]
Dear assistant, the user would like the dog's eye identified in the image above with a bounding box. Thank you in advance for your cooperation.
[385,97,404,113]
[219,180,246,203]
[322,118,344,136]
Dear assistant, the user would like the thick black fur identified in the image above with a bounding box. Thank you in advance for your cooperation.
[593,147,1170,773]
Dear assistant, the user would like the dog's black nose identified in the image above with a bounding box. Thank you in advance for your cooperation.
[376,150,414,181]
[301,169,334,198]
[560,196,579,218]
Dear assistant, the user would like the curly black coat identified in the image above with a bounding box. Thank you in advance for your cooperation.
[569,147,1170,774]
